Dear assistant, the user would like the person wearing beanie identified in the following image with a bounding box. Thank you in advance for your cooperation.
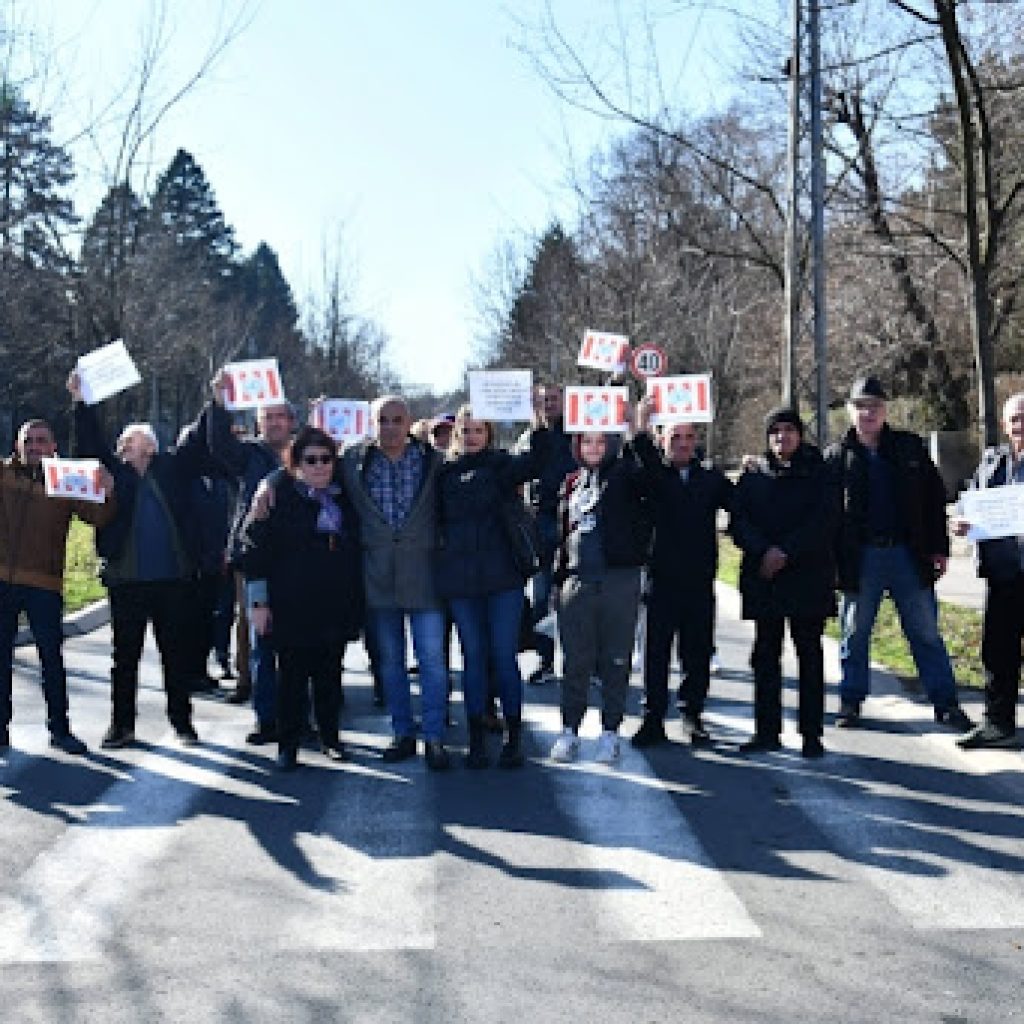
[730,407,835,757]
[824,374,972,731]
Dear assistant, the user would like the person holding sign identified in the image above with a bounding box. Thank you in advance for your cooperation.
[516,385,577,685]
[825,375,972,732]
[0,419,115,755]
[69,372,210,749]
[630,400,733,749]
[952,391,1024,749]
[436,403,550,768]
[730,408,835,758]
[202,369,298,738]
[240,426,362,770]
[549,427,651,765]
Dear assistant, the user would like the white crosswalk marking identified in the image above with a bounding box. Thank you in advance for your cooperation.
[277,730,437,952]
[530,707,762,942]
[780,760,1024,931]
[0,724,290,963]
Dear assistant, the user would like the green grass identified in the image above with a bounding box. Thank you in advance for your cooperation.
[717,534,985,689]
[64,518,107,613]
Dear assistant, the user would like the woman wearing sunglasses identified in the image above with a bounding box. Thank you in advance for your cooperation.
[241,426,363,770]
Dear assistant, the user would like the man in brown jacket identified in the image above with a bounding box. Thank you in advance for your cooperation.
[0,419,114,753]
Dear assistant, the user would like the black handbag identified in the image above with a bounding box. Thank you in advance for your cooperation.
[500,498,542,578]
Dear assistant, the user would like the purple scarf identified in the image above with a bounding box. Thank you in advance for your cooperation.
[297,481,343,535]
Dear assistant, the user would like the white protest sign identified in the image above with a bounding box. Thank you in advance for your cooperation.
[42,458,106,504]
[578,330,630,373]
[961,486,1024,541]
[76,340,142,406]
[221,359,285,411]
[564,386,630,433]
[310,399,371,443]
[468,369,534,422]
[646,374,714,424]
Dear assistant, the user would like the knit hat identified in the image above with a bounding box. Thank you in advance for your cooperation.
[848,375,887,402]
[764,406,805,437]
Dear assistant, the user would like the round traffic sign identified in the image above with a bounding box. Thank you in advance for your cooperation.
[631,343,668,379]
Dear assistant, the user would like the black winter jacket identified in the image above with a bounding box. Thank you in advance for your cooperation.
[967,446,1024,583]
[239,475,363,649]
[203,401,283,567]
[730,442,837,620]
[825,424,948,591]
[555,439,651,583]
[73,402,207,584]
[633,431,733,586]
[435,438,545,599]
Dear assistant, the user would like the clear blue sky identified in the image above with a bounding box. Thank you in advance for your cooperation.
[23,0,738,392]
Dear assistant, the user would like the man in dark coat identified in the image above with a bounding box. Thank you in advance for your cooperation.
[825,374,971,730]
[630,399,733,747]
[953,391,1024,749]
[69,373,209,748]
[731,408,835,758]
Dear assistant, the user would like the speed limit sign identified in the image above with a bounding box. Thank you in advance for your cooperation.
[631,343,668,379]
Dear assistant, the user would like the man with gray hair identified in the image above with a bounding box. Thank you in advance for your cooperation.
[70,372,211,748]
[825,374,971,731]
[345,395,449,768]
[953,391,1024,749]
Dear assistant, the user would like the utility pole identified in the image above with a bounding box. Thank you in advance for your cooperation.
[783,0,828,444]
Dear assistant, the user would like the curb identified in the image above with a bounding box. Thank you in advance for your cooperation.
[14,598,110,648]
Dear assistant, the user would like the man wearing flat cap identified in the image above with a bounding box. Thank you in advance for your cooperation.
[824,375,971,730]
[730,407,835,757]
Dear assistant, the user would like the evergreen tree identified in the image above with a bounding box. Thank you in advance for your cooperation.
[0,82,78,444]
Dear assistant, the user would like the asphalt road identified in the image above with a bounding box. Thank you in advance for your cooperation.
[2,583,1021,1024]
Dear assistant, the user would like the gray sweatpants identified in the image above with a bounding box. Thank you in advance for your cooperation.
[557,567,642,731]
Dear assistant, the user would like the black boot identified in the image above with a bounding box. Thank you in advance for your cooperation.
[465,716,488,769]
[498,715,524,769]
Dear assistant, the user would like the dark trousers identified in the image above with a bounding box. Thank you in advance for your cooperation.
[981,575,1024,732]
[750,615,825,739]
[108,580,193,731]
[644,582,715,718]
[185,571,221,681]
[277,644,343,751]
[0,581,70,735]
[211,570,235,666]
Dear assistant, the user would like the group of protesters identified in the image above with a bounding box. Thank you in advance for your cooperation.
[1,362,1022,772]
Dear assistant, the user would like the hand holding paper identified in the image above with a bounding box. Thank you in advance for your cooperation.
[75,340,142,405]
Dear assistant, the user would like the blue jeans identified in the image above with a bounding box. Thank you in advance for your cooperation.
[839,544,957,709]
[250,628,278,729]
[368,608,447,742]
[450,587,524,720]
[0,582,69,735]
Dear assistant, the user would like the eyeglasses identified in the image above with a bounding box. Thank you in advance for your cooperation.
[301,453,334,466]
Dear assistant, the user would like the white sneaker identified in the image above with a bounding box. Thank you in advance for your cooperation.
[550,729,580,762]
[594,730,621,764]
[709,653,722,675]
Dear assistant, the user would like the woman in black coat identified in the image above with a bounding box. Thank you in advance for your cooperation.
[730,408,836,758]
[241,426,363,770]
[436,404,547,769]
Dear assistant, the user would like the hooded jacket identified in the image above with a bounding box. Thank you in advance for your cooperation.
[554,435,651,583]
